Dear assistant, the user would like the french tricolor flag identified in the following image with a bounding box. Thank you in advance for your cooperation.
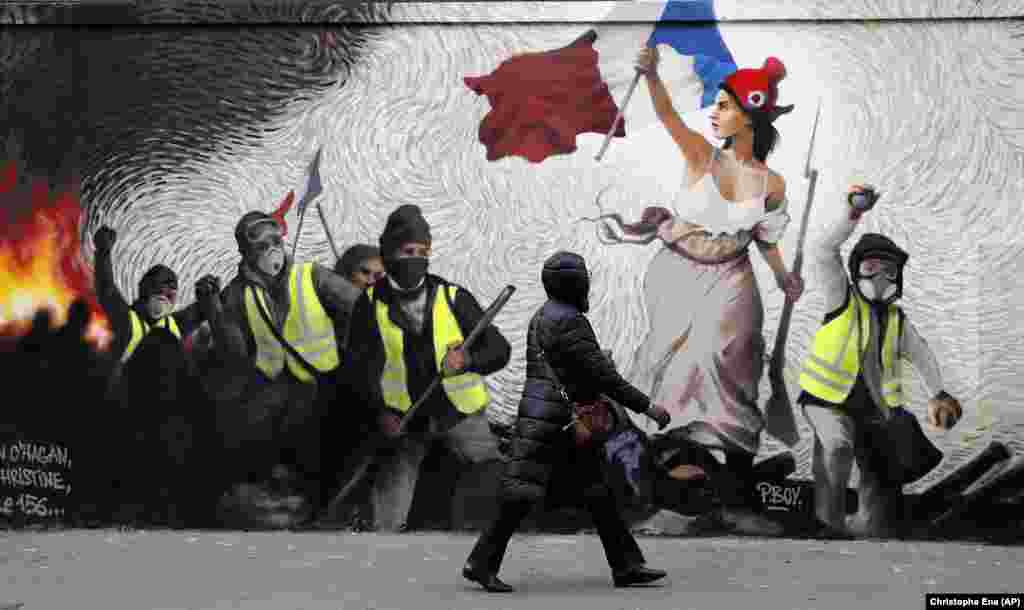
[592,0,737,113]
[270,147,323,235]
[464,1,736,164]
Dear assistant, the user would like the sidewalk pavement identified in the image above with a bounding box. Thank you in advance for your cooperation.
[2,529,1023,610]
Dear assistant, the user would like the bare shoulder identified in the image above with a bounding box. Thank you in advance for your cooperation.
[766,169,786,196]
[765,170,787,211]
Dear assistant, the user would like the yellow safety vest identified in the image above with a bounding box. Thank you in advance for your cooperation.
[123,310,181,363]
[798,288,903,408]
[369,284,489,415]
[244,262,340,384]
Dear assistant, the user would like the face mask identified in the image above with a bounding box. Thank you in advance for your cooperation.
[857,277,898,304]
[145,295,174,320]
[386,256,429,291]
[256,247,285,277]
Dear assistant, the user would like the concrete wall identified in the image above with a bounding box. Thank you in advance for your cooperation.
[2,2,1023,508]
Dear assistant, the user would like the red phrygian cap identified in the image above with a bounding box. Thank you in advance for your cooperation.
[722,57,794,121]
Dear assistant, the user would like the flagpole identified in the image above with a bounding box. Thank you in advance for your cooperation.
[291,146,324,261]
[316,201,341,262]
[291,207,308,260]
[595,69,643,162]
[762,97,823,448]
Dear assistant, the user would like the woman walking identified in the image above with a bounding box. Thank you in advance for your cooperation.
[462,251,672,592]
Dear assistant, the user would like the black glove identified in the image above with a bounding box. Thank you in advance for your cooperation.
[195,274,221,300]
[646,403,671,430]
[93,226,116,254]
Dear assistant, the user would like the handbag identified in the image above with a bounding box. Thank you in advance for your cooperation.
[867,406,943,486]
[531,318,614,448]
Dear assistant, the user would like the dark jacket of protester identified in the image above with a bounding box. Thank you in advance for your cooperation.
[199,212,362,507]
[207,211,361,406]
[215,256,360,378]
[113,327,217,524]
[502,251,652,504]
[346,273,512,435]
[94,248,204,365]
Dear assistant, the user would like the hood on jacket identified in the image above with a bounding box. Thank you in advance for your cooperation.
[542,250,590,313]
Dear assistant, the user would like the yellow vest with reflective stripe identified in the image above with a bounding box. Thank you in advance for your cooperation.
[244,262,340,384]
[798,289,903,408]
[369,284,490,415]
[123,310,181,363]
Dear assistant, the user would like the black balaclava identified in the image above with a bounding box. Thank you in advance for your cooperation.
[542,250,591,313]
[379,204,432,293]
[849,233,909,307]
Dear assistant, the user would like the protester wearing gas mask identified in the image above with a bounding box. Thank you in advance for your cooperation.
[92,226,210,374]
[796,184,962,539]
[345,204,512,532]
[196,210,361,516]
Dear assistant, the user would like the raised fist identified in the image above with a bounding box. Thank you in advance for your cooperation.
[927,392,962,430]
[635,46,660,75]
[195,274,222,303]
[847,184,881,214]
[93,226,116,254]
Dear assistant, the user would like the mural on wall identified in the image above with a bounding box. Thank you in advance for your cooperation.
[2,0,1024,532]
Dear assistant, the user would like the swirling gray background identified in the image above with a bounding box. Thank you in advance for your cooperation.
[9,1,1019,488]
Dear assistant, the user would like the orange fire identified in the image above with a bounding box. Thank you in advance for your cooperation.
[0,160,111,350]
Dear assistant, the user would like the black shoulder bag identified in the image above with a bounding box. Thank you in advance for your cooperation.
[247,283,327,385]
[530,316,614,449]
[868,310,943,486]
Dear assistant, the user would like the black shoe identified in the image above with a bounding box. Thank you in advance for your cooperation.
[462,564,515,593]
[613,565,668,587]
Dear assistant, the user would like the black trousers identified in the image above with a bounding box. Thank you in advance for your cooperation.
[467,485,645,574]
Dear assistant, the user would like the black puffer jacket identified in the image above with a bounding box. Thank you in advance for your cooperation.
[502,251,652,502]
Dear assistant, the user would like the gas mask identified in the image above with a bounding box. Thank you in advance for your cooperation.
[855,258,901,305]
[256,245,286,277]
[385,256,429,292]
[138,265,178,320]
[236,214,287,278]
[144,294,175,320]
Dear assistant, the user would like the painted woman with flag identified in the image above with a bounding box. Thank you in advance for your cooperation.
[592,42,804,509]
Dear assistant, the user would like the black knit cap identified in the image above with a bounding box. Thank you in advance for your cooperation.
[379,204,431,259]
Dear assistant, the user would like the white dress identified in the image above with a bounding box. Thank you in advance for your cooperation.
[628,147,791,455]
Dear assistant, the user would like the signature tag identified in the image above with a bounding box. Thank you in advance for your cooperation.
[753,479,858,515]
[755,480,808,513]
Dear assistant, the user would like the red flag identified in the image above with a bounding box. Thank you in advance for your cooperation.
[464,30,625,164]
[271,190,294,236]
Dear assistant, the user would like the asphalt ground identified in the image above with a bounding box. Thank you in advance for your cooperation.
[3,529,1024,610]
